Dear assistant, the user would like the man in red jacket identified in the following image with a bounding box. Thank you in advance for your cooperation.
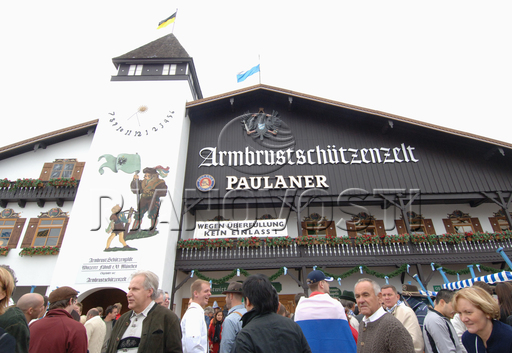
[29,286,88,353]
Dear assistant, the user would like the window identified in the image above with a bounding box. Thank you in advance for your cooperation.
[395,212,436,235]
[346,212,386,238]
[489,209,511,232]
[21,208,69,248]
[33,219,65,247]
[39,159,85,181]
[301,213,336,237]
[0,220,15,245]
[442,210,483,234]
[0,209,26,248]
[51,162,75,178]
[127,64,143,76]
[162,64,177,75]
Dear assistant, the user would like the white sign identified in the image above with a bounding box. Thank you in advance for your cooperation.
[194,219,288,239]
[76,255,139,284]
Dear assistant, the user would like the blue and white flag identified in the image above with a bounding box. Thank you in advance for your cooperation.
[294,294,357,353]
[237,64,260,82]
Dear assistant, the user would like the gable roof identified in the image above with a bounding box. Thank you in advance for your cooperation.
[187,84,512,151]
[1,85,510,162]
[112,33,190,67]
[0,120,98,161]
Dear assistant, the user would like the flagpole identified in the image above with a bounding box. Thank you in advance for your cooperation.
[258,54,261,84]
[172,8,178,34]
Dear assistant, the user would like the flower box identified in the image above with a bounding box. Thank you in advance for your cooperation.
[468,232,494,242]
[354,234,381,246]
[0,247,9,256]
[19,246,60,257]
[237,237,262,248]
[48,177,78,188]
[264,236,294,247]
[410,233,439,244]
[206,238,234,248]
[177,239,206,249]
[382,234,410,245]
[0,179,11,188]
[494,231,512,242]
[13,178,43,190]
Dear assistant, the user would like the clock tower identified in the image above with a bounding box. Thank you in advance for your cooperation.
[49,34,201,298]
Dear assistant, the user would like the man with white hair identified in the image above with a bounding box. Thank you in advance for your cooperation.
[106,270,182,353]
[155,289,170,308]
[85,308,107,353]
[0,293,44,353]
[354,278,415,353]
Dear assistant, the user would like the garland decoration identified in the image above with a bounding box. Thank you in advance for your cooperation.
[187,263,509,284]
[433,263,510,275]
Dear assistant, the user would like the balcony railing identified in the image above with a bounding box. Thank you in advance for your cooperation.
[0,181,79,207]
[175,238,512,271]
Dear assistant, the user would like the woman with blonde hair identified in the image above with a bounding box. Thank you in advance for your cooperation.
[453,286,512,352]
[0,267,15,315]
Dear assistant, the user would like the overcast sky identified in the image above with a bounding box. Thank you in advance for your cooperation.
[2,1,511,147]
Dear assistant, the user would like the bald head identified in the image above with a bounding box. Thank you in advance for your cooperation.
[86,308,100,321]
[17,293,44,321]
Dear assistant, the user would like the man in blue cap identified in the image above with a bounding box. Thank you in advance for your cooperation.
[294,270,357,353]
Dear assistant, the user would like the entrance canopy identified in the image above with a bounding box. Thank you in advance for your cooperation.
[442,271,512,290]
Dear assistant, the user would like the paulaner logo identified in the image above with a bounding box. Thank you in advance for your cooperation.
[198,143,419,168]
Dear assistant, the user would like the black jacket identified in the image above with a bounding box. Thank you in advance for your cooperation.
[235,311,311,353]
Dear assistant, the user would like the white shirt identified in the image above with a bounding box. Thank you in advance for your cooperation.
[181,302,208,353]
[117,301,155,353]
[362,306,387,326]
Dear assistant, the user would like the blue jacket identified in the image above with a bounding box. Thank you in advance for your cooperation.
[462,319,512,353]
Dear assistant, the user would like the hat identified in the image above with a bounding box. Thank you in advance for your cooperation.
[49,286,78,303]
[143,167,157,175]
[401,284,425,298]
[339,290,356,303]
[222,281,243,294]
[307,270,333,284]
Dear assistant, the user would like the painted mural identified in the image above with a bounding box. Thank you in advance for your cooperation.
[98,152,169,251]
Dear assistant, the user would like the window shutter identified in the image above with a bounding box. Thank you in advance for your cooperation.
[442,219,455,234]
[423,219,436,235]
[39,163,54,181]
[375,220,386,237]
[72,162,86,181]
[7,218,26,249]
[346,221,357,238]
[395,220,407,234]
[56,218,69,247]
[325,221,337,237]
[471,218,484,233]
[300,222,308,236]
[488,217,502,232]
[21,218,40,247]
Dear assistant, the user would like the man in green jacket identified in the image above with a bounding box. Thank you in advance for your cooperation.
[106,270,182,353]
[0,293,44,353]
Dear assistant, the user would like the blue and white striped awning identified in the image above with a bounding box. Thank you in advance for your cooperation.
[442,271,512,290]
[419,290,437,297]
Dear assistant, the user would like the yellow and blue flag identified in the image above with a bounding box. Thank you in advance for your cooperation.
[157,12,176,29]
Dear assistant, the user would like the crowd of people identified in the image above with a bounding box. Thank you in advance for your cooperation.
[1,263,512,352]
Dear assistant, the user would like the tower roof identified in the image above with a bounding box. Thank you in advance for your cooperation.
[112,34,191,67]
[111,33,202,99]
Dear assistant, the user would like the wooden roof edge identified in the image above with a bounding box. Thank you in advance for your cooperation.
[0,119,99,154]
[186,84,512,150]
